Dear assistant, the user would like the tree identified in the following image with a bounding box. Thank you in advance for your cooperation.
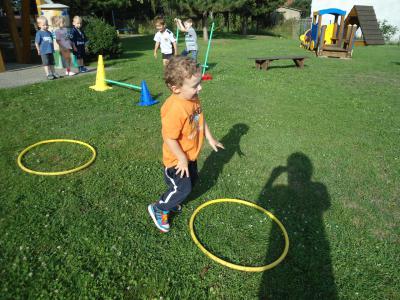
[291,0,311,17]
[378,20,398,42]
[59,0,134,17]
[230,0,283,34]
[170,0,218,40]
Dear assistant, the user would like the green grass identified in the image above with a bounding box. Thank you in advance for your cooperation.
[1,34,399,299]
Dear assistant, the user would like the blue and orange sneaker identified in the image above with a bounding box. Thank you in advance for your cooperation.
[148,204,170,233]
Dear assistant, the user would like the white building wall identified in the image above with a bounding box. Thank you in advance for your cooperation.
[276,7,301,20]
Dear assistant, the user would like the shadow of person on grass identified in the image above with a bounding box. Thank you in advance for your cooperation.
[188,123,249,202]
[258,152,337,300]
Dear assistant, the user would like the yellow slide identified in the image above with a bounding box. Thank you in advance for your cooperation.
[300,23,336,49]
[324,23,335,45]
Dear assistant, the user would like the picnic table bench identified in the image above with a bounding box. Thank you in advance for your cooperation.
[249,55,307,71]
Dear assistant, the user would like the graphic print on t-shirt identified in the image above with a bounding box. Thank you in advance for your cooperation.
[188,106,202,140]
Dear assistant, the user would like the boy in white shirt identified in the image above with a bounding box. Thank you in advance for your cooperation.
[153,16,177,67]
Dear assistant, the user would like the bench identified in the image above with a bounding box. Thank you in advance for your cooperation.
[249,56,307,71]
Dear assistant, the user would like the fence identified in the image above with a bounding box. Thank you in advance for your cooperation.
[292,18,312,39]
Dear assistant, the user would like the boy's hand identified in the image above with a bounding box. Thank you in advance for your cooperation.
[175,156,189,178]
[154,51,157,59]
[37,50,41,55]
[208,138,224,152]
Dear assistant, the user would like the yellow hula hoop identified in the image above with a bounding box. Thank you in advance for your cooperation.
[17,139,96,176]
[189,198,289,272]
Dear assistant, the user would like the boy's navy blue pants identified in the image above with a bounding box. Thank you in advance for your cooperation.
[155,161,198,211]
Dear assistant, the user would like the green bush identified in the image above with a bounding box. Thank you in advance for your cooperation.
[84,17,123,58]
[269,19,298,39]
[138,20,154,35]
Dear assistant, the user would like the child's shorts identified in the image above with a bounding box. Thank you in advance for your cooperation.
[181,49,197,61]
[40,53,55,66]
[162,53,173,60]
[73,45,86,59]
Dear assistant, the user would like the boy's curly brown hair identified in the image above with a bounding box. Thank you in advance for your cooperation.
[153,16,165,26]
[164,56,200,88]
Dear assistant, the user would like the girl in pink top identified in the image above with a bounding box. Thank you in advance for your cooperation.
[55,16,75,76]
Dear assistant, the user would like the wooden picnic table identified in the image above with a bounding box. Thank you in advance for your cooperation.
[249,55,307,70]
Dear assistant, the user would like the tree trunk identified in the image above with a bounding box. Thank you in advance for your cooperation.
[241,15,248,35]
[202,11,208,41]
[224,11,230,32]
[255,16,259,34]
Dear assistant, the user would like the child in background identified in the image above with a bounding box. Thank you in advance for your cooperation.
[153,16,177,67]
[71,16,88,73]
[174,18,198,62]
[147,56,224,233]
[35,16,59,80]
[55,16,75,76]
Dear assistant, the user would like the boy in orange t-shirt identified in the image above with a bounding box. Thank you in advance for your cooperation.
[148,56,224,233]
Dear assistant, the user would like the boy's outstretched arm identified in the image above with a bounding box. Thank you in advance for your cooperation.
[172,42,178,56]
[154,42,160,58]
[164,138,189,178]
[174,18,187,32]
[205,122,224,152]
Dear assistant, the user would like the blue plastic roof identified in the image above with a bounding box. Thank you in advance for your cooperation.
[318,8,346,16]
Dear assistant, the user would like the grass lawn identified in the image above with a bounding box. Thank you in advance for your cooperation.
[1,34,399,299]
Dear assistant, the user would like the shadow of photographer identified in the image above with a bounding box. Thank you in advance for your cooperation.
[258,152,338,299]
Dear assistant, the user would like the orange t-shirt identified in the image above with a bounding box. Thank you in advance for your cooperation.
[161,94,204,167]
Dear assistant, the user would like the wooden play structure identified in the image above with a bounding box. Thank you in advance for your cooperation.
[0,0,53,72]
[344,5,384,46]
[0,49,5,72]
[0,0,32,70]
[300,8,358,59]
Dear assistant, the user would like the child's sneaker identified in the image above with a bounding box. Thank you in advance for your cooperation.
[148,204,170,232]
[53,73,61,79]
[80,66,88,73]
[47,74,55,80]
[170,205,182,213]
[67,71,76,76]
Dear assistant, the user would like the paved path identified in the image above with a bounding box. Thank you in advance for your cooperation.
[0,63,96,89]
